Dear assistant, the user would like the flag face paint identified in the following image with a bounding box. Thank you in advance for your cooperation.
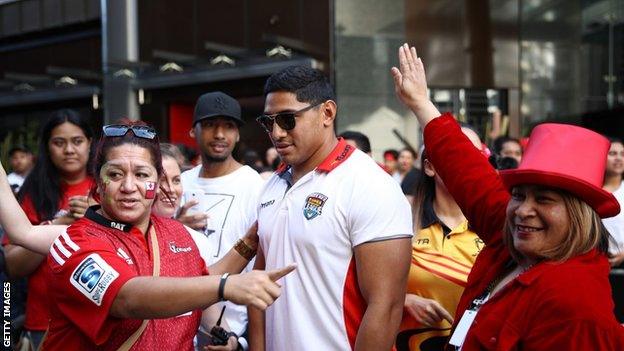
[145,181,156,199]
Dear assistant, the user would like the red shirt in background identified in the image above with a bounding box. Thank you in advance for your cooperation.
[3,177,94,331]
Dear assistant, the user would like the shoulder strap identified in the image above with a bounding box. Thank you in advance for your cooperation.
[116,225,161,351]
[36,330,49,351]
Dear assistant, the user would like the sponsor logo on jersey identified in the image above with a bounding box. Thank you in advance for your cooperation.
[169,242,192,253]
[116,248,134,265]
[110,222,126,231]
[414,238,430,245]
[70,253,119,306]
[260,199,275,209]
[303,192,328,220]
[473,238,485,256]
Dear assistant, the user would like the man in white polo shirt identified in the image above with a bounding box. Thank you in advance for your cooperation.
[249,66,413,350]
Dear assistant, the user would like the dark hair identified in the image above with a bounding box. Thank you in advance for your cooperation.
[18,109,94,221]
[607,137,624,146]
[339,131,371,154]
[399,147,417,159]
[412,150,435,231]
[92,119,163,187]
[492,136,521,155]
[175,143,196,162]
[263,65,335,104]
[8,145,32,157]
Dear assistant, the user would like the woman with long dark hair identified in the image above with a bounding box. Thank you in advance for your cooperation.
[3,109,95,349]
[397,133,484,351]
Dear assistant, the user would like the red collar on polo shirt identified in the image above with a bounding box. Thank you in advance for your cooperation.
[276,137,356,176]
[317,138,356,173]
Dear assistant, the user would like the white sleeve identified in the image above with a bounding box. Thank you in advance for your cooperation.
[184,225,211,264]
[347,174,413,247]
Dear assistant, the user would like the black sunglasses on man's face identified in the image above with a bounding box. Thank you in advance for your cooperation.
[102,125,157,140]
[256,102,322,133]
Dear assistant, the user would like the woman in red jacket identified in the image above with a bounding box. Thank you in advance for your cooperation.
[392,44,624,350]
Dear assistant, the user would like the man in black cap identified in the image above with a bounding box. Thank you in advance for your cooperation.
[177,91,264,350]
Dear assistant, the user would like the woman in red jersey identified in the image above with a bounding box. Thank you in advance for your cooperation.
[42,122,294,350]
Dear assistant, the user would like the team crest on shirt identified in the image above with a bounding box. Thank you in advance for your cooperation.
[303,192,328,220]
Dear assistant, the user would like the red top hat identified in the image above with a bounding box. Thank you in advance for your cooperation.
[500,123,620,218]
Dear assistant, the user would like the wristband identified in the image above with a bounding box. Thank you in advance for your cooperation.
[218,273,230,301]
[234,239,256,260]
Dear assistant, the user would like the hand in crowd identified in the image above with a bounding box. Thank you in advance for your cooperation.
[610,252,624,267]
[204,336,238,351]
[391,43,441,127]
[391,44,429,111]
[224,264,296,311]
[404,293,453,328]
[177,199,209,230]
[68,195,89,219]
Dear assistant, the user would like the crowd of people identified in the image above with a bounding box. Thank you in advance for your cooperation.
[0,44,622,351]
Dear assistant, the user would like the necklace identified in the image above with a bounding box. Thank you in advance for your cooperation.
[470,261,538,311]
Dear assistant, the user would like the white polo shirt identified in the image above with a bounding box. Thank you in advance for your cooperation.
[258,139,413,351]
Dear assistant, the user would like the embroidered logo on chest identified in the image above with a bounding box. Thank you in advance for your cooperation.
[414,238,430,245]
[303,192,328,220]
[116,248,134,265]
[169,241,192,254]
[260,199,275,209]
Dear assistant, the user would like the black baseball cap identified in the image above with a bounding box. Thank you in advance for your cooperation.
[193,92,244,127]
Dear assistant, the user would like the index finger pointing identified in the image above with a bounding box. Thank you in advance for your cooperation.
[433,303,454,324]
[267,264,297,282]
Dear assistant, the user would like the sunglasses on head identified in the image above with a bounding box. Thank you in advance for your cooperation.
[102,125,157,140]
[256,102,323,133]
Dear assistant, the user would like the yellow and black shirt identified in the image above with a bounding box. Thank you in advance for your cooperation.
[396,200,484,351]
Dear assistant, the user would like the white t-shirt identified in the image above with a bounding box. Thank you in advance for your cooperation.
[7,172,25,193]
[257,142,413,351]
[181,165,264,336]
[603,182,624,255]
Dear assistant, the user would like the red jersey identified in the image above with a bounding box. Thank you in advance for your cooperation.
[4,177,95,331]
[42,207,207,350]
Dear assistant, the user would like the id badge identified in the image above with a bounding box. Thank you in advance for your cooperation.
[448,309,478,349]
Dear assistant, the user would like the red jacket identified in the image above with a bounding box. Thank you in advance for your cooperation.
[424,114,624,350]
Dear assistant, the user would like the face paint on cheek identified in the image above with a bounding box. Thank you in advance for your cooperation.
[101,177,110,191]
[145,181,156,199]
[104,194,114,206]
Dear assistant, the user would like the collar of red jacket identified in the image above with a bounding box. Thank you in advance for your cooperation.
[515,249,605,286]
